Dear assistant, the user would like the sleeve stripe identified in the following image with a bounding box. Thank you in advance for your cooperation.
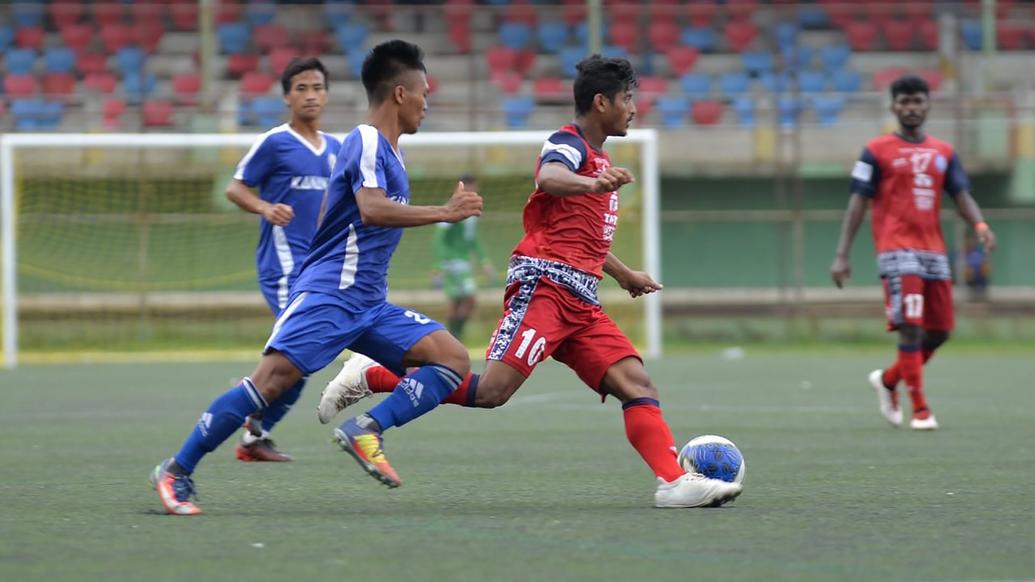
[233,126,283,181]
[540,142,583,169]
[357,125,380,188]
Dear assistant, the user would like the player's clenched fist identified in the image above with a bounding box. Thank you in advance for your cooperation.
[444,180,483,222]
[261,202,294,226]
[592,167,635,193]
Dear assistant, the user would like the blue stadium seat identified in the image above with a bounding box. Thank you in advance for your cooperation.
[11,98,63,130]
[961,20,982,50]
[680,27,716,52]
[798,70,827,94]
[245,1,277,27]
[115,47,145,77]
[0,25,14,52]
[252,96,284,127]
[12,4,45,28]
[831,69,862,93]
[218,23,251,54]
[812,95,846,127]
[778,95,800,128]
[732,96,756,127]
[123,73,158,103]
[679,73,711,99]
[499,23,532,50]
[502,96,534,129]
[346,49,366,78]
[819,44,852,72]
[574,22,608,47]
[774,23,798,51]
[43,47,76,74]
[5,49,37,76]
[538,22,568,54]
[780,45,813,72]
[601,45,628,60]
[656,96,689,128]
[758,72,791,93]
[719,72,750,96]
[797,5,828,29]
[741,52,774,76]
[559,46,584,78]
[336,23,369,53]
[485,0,511,5]
[323,2,354,29]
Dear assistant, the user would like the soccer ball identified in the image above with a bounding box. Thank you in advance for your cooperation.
[678,435,745,484]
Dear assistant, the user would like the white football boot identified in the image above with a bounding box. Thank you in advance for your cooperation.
[910,411,939,431]
[654,473,743,508]
[317,352,377,424]
[868,369,903,427]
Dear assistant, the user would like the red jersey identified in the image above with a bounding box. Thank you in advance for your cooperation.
[512,124,619,278]
[850,133,970,254]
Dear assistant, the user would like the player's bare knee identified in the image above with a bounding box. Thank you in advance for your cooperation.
[249,352,302,402]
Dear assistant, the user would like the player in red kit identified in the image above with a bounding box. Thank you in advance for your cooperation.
[320,55,742,508]
[831,75,997,431]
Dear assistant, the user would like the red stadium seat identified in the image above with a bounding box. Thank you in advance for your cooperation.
[917,68,943,92]
[42,73,76,98]
[227,53,260,78]
[504,2,538,26]
[84,72,118,93]
[562,0,586,26]
[15,27,45,50]
[845,21,878,51]
[485,46,518,71]
[638,76,669,97]
[691,100,723,126]
[997,23,1027,50]
[427,75,438,96]
[862,4,893,31]
[297,30,328,55]
[100,24,132,53]
[102,98,126,128]
[918,18,939,50]
[130,3,165,28]
[648,19,680,54]
[649,0,679,21]
[77,53,109,76]
[240,72,275,96]
[725,0,760,20]
[492,71,523,94]
[687,2,718,28]
[447,21,472,53]
[884,19,913,51]
[606,3,638,20]
[872,67,907,90]
[269,48,297,76]
[532,76,569,102]
[609,20,638,53]
[4,74,38,97]
[170,3,199,31]
[666,46,699,76]
[60,24,93,52]
[50,3,85,29]
[142,100,174,127]
[635,96,655,122]
[724,19,758,53]
[131,21,166,53]
[217,3,243,25]
[254,24,291,53]
[514,50,537,76]
[92,3,126,27]
[172,73,201,106]
[826,3,857,30]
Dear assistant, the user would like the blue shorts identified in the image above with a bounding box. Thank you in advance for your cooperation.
[258,275,292,316]
[263,291,444,376]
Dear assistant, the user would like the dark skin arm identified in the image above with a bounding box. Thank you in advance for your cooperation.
[830,192,868,288]
[225,179,294,226]
[356,181,482,227]
[537,162,635,196]
[604,252,663,298]
[954,191,997,252]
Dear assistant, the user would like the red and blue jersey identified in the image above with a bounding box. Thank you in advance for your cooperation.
[850,133,970,254]
[512,124,620,279]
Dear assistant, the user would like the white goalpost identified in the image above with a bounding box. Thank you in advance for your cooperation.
[0,130,661,368]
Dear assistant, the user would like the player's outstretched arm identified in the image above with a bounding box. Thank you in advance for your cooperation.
[356,181,482,228]
[830,192,868,288]
[537,162,634,197]
[225,179,294,226]
[604,252,663,298]
[953,191,997,252]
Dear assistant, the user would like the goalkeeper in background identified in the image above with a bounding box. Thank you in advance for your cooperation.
[431,174,495,340]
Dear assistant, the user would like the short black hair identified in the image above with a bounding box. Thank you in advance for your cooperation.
[573,55,638,116]
[361,39,427,104]
[891,75,929,99]
[281,57,328,95]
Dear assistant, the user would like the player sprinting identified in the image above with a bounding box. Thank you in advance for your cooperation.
[150,40,483,515]
[320,55,742,508]
[830,75,997,431]
[224,57,341,462]
[430,174,495,340]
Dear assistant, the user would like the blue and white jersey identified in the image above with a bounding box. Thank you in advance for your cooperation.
[234,124,341,311]
[293,124,410,308]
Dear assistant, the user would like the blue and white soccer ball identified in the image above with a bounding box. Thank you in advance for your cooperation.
[678,435,745,484]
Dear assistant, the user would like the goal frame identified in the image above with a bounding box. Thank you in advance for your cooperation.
[0,130,661,368]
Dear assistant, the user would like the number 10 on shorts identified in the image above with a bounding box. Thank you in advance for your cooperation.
[514,328,547,366]
[903,293,924,319]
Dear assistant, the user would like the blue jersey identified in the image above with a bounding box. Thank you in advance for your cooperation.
[293,124,410,308]
[234,124,341,312]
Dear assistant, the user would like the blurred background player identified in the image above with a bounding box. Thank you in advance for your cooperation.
[431,174,495,340]
[224,57,341,462]
[830,75,997,431]
[320,55,742,509]
[150,40,483,515]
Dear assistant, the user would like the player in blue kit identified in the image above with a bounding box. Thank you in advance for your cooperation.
[225,57,341,462]
[149,40,483,515]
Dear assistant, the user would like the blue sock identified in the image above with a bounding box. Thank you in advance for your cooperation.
[261,377,305,433]
[366,364,463,431]
[174,378,268,474]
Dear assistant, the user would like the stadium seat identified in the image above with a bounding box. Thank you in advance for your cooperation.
[77,53,109,76]
[606,2,638,21]
[679,73,711,99]
[42,72,76,99]
[960,20,982,50]
[131,20,166,53]
[884,20,913,51]
[718,72,750,97]
[537,22,568,54]
[172,73,201,106]
[609,20,638,53]
[501,96,534,128]
[773,22,798,51]
[533,77,569,102]
[819,44,852,72]
[323,2,354,29]
[562,0,586,26]
[666,46,699,75]
[59,24,93,53]
[831,69,862,93]
[84,72,118,93]
[123,73,157,103]
[500,23,533,51]
[825,3,856,31]
[741,52,774,76]
[241,72,275,97]
[116,48,146,77]
[4,74,38,97]
[346,49,366,78]
[252,96,285,127]
[92,3,126,27]
[255,24,291,53]
[336,23,369,53]
[691,100,723,126]
[724,19,758,53]
[217,2,244,25]
[638,76,668,98]
[732,95,756,127]
[997,23,1027,50]
[245,1,278,27]
[648,19,680,54]
[778,95,800,128]
[656,96,689,128]
[100,23,132,53]
[917,68,943,92]
[845,21,878,51]
[0,26,13,52]
[559,46,584,78]
[781,45,813,72]
[130,3,164,28]
[504,3,538,26]
[102,97,125,128]
[681,27,716,53]
[50,3,85,29]
[492,71,523,94]
[799,70,827,94]
[797,5,829,29]
[447,18,472,53]
[142,100,174,127]
[812,95,845,127]
[268,48,297,77]
[5,49,36,75]
[170,3,200,31]
[758,72,791,93]
[297,30,328,56]
[486,46,518,71]
[872,67,907,90]
[918,18,939,50]
[601,45,628,60]
[686,2,718,28]
[14,27,44,50]
[227,54,260,78]
[574,21,608,48]
[11,3,45,28]
[218,23,251,54]
[12,98,63,130]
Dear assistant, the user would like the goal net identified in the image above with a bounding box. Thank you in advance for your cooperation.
[0,131,660,367]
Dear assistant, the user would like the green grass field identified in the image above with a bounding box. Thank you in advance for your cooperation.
[2,350,1033,582]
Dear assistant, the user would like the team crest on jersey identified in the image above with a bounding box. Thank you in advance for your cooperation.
[591,157,610,176]
[290,176,329,190]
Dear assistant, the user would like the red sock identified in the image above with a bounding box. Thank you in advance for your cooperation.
[882,348,935,388]
[622,399,684,482]
[440,373,478,406]
[897,346,928,414]
[365,366,478,407]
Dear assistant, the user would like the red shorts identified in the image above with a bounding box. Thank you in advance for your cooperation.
[485,276,640,393]
[882,274,954,331]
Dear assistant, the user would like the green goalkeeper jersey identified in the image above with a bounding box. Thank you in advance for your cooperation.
[434,217,488,298]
